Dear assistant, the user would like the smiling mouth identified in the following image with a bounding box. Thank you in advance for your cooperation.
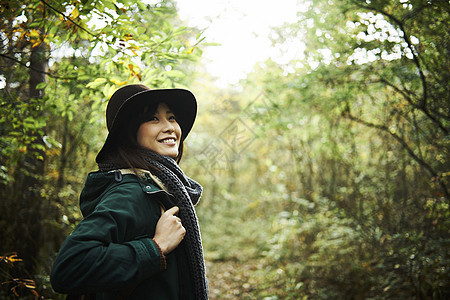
[159,138,176,144]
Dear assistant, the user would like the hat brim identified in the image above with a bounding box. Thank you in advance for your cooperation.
[96,88,197,163]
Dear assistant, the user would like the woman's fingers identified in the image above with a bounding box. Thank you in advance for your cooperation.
[165,206,183,225]
[165,206,179,216]
[153,206,186,254]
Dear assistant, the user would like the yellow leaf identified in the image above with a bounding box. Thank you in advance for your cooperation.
[136,72,142,81]
[123,33,133,41]
[24,282,36,289]
[29,29,40,38]
[0,253,23,266]
[128,44,140,51]
[186,47,194,54]
[13,27,24,34]
[71,7,79,19]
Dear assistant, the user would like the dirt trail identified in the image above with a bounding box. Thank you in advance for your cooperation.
[206,259,265,299]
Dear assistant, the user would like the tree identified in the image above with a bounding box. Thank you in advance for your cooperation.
[0,0,203,296]
[240,0,449,298]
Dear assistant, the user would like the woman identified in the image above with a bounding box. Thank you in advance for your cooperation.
[51,84,208,299]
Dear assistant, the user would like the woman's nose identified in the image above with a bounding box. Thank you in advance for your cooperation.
[162,119,175,132]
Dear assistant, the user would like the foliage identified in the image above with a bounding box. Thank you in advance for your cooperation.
[0,0,203,297]
[232,0,449,298]
[183,0,449,298]
[1,0,204,177]
[1,0,449,299]
[1,253,39,299]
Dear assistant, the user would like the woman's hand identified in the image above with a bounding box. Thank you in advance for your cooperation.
[153,206,186,254]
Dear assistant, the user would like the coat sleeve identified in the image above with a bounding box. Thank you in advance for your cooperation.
[50,182,164,294]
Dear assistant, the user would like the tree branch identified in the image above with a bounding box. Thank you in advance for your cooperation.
[0,53,76,80]
[377,76,448,135]
[342,106,449,198]
[351,1,429,109]
[40,0,99,38]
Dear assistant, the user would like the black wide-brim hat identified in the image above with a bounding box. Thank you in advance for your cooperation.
[96,84,197,163]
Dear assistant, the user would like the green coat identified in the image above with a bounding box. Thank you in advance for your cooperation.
[51,170,194,299]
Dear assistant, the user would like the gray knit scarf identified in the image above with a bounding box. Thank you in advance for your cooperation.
[98,150,208,300]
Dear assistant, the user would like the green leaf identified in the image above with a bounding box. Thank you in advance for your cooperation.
[163,70,185,78]
[86,78,107,89]
[36,82,47,90]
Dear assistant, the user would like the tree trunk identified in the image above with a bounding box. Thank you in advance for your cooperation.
[13,41,48,274]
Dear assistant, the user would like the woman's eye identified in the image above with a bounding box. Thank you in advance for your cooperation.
[169,115,177,121]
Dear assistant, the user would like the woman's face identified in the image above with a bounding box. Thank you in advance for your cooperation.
[136,102,182,158]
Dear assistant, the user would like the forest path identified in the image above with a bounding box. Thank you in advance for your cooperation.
[206,259,266,299]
